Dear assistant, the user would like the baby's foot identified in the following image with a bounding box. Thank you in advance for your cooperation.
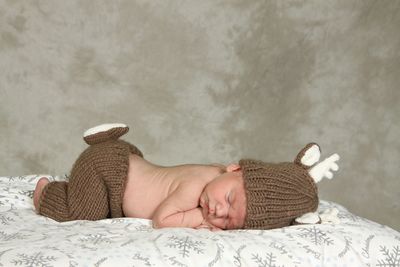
[33,177,49,212]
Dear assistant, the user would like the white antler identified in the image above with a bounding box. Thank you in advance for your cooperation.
[309,153,340,183]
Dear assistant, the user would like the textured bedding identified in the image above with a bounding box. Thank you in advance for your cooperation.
[1,175,399,267]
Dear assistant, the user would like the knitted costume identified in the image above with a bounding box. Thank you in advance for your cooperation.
[38,124,143,222]
[38,123,327,229]
[239,143,319,230]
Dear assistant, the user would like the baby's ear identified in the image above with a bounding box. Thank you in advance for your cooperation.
[226,163,241,173]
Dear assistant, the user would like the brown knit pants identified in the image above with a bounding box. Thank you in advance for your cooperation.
[37,140,138,222]
[38,174,109,221]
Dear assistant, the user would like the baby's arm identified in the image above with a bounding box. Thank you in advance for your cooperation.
[152,185,205,229]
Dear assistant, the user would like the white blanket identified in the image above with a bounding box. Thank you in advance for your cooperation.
[1,175,399,267]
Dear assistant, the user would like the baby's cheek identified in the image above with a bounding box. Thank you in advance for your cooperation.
[235,212,246,229]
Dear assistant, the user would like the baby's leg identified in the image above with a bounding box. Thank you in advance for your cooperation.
[33,177,49,212]
[37,172,109,222]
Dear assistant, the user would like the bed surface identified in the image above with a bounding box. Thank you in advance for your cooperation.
[1,175,399,267]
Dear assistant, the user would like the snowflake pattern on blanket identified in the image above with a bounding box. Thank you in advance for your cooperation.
[0,175,399,267]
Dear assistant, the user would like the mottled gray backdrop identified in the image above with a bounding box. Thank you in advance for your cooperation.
[1,0,399,230]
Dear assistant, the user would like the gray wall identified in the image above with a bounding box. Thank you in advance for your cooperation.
[1,0,399,230]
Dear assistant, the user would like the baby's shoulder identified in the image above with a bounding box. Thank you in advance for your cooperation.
[167,164,223,196]
[160,178,205,207]
[174,175,208,192]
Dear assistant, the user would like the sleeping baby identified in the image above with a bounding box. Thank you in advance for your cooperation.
[34,123,339,230]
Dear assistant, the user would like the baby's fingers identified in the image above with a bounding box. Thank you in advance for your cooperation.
[211,226,223,231]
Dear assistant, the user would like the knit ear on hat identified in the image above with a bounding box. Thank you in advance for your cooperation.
[83,123,129,145]
[294,143,321,168]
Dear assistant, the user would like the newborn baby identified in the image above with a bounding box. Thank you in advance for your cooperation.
[34,123,339,230]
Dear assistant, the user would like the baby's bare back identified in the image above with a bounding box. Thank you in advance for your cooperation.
[122,154,222,220]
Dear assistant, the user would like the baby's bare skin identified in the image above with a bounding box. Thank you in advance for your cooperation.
[123,154,247,230]
[33,177,50,211]
[122,155,218,221]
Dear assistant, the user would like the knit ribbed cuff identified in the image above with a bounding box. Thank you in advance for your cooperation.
[38,181,69,222]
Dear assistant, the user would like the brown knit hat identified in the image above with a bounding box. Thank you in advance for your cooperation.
[239,143,319,230]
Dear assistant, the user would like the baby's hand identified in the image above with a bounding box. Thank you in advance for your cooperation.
[196,219,223,231]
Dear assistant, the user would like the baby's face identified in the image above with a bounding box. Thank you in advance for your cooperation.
[199,166,247,229]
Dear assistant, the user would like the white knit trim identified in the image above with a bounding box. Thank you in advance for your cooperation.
[301,144,320,166]
[319,208,340,224]
[295,208,341,225]
[83,123,127,137]
[295,212,320,224]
